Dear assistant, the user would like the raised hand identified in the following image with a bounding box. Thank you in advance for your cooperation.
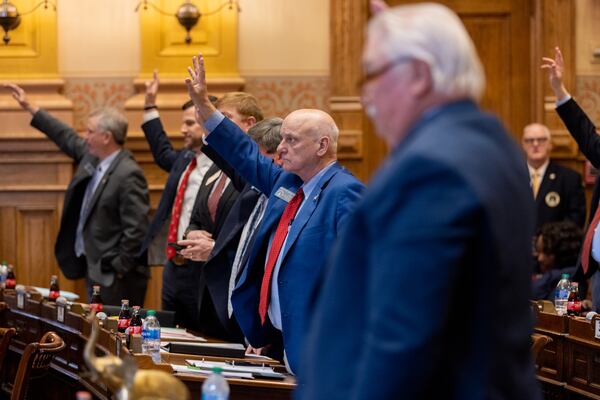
[541,46,570,101]
[144,69,159,107]
[2,83,39,115]
[185,53,216,122]
[370,0,389,14]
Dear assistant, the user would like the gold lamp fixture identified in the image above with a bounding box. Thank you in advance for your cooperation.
[0,0,55,45]
[135,0,240,45]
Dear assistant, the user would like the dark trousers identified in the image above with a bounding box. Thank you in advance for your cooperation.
[82,260,148,307]
[162,259,202,329]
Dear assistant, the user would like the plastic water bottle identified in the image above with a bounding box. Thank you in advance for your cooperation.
[555,273,571,316]
[202,367,230,400]
[141,309,161,363]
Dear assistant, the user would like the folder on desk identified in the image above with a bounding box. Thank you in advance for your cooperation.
[163,342,246,358]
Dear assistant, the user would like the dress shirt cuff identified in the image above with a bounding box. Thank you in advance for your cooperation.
[204,110,225,135]
[556,95,572,108]
[143,109,160,123]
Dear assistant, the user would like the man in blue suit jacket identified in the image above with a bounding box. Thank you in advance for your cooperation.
[185,60,364,373]
[298,3,541,399]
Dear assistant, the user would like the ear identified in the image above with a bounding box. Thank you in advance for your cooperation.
[409,60,433,99]
[316,136,330,157]
[245,116,257,128]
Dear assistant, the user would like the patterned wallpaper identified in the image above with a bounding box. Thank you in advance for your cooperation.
[62,76,330,129]
[576,75,600,124]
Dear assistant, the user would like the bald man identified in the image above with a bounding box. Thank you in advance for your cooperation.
[185,54,364,372]
[521,123,585,230]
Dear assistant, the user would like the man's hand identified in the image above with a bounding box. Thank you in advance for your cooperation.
[3,83,39,115]
[144,69,159,108]
[369,0,388,14]
[541,46,570,102]
[185,229,212,240]
[185,53,217,122]
[246,344,269,356]
[178,235,215,262]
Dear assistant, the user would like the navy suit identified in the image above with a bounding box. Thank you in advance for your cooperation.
[298,100,541,399]
[534,161,585,230]
[141,117,204,327]
[556,98,600,309]
[196,145,262,342]
[206,117,364,372]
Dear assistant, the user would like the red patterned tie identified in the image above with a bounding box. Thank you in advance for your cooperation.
[581,206,600,274]
[166,157,197,260]
[207,172,227,223]
[258,188,304,325]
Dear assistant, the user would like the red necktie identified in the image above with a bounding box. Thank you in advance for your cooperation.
[581,207,600,274]
[207,172,227,223]
[166,157,197,260]
[258,188,304,325]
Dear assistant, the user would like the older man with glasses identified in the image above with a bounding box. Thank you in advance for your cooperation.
[522,122,585,230]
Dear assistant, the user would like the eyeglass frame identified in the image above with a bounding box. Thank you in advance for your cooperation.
[522,137,549,145]
[357,56,414,90]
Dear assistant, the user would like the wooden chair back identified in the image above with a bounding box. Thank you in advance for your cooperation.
[10,331,65,400]
[0,328,16,372]
[531,332,553,365]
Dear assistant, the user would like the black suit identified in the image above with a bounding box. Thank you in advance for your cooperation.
[534,161,585,230]
[187,162,240,337]
[141,117,239,330]
[32,110,150,306]
[556,97,600,310]
[192,145,263,342]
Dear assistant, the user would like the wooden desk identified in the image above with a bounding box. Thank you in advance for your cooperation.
[535,311,600,400]
[0,292,295,399]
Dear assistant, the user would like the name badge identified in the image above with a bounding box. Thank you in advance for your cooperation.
[274,187,294,203]
[57,304,65,323]
[205,171,221,186]
[84,163,95,175]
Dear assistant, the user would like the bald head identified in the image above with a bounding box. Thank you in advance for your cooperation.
[278,109,339,182]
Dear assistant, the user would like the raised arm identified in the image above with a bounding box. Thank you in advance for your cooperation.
[4,83,87,162]
[141,71,179,171]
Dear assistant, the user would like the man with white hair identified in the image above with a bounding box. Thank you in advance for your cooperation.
[522,122,585,230]
[298,3,541,399]
[185,56,364,373]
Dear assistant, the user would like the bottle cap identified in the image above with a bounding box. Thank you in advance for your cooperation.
[147,309,156,316]
[133,306,140,310]
[121,299,129,305]
[561,273,570,279]
[212,367,223,374]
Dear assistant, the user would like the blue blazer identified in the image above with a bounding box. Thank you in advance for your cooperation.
[298,100,541,399]
[139,118,195,255]
[206,117,364,372]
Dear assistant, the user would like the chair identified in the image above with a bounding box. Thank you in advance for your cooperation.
[531,333,553,365]
[5,331,65,400]
[0,328,16,372]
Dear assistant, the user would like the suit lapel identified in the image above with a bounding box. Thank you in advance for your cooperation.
[536,161,555,205]
[279,164,341,264]
[82,150,126,227]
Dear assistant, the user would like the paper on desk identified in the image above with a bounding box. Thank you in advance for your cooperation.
[30,286,80,301]
[160,327,206,342]
[171,364,253,379]
[186,359,276,374]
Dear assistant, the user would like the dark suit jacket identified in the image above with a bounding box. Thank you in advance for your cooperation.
[556,98,600,278]
[206,117,365,373]
[195,145,261,342]
[31,110,150,287]
[534,161,585,230]
[140,118,195,255]
[298,100,541,399]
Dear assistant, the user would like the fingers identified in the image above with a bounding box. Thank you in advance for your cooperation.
[153,68,159,82]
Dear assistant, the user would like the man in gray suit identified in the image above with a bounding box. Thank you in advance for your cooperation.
[4,84,150,306]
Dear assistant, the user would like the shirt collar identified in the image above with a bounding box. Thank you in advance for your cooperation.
[527,159,549,178]
[98,149,121,173]
[301,161,336,200]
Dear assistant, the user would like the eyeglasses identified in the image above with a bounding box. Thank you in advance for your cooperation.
[357,56,412,89]
[523,137,549,145]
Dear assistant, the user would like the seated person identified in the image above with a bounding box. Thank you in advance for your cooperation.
[532,220,583,300]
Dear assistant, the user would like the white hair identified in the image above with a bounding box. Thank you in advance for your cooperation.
[523,123,551,140]
[366,3,485,101]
